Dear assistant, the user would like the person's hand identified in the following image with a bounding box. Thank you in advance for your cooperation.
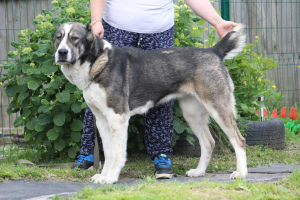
[91,21,104,38]
[215,20,239,38]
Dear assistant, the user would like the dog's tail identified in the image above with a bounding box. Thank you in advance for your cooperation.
[211,24,246,60]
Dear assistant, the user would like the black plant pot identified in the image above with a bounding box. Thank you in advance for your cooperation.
[242,118,285,149]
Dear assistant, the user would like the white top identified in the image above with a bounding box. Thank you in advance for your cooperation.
[103,0,174,34]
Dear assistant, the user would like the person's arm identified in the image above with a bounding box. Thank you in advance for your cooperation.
[90,0,107,38]
[185,0,238,38]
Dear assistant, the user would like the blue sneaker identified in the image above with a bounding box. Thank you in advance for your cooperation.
[72,154,94,170]
[154,154,173,179]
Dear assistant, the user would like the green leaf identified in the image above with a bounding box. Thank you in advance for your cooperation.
[26,119,36,130]
[186,135,195,146]
[47,128,59,140]
[71,120,83,131]
[41,60,58,75]
[38,105,51,114]
[18,92,29,102]
[22,65,36,75]
[71,131,82,142]
[240,103,249,112]
[17,76,29,85]
[54,125,62,133]
[173,116,186,134]
[5,84,20,97]
[54,139,65,151]
[34,43,51,57]
[35,123,45,132]
[71,103,82,113]
[56,90,70,103]
[21,108,31,118]
[68,147,77,158]
[28,80,39,90]
[197,19,206,26]
[180,12,190,25]
[38,114,52,125]
[173,102,182,117]
[11,41,24,48]
[41,99,50,105]
[65,82,77,93]
[185,127,193,135]
[24,133,32,141]
[81,102,87,109]
[193,28,203,37]
[189,20,198,29]
[53,112,66,126]
[14,117,24,127]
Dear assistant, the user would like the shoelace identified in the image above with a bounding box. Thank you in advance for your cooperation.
[157,155,170,168]
[75,155,86,164]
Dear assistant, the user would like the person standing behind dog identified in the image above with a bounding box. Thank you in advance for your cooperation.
[72,0,239,179]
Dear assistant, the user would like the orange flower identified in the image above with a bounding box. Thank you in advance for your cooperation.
[272,110,277,118]
[280,107,286,118]
[255,110,259,115]
[263,109,268,117]
[289,107,297,120]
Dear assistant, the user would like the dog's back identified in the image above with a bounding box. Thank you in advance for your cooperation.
[99,25,246,112]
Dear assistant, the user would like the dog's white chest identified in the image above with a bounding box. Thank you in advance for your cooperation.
[61,61,91,90]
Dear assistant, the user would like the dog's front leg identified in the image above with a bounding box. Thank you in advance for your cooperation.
[90,110,112,183]
[91,111,129,184]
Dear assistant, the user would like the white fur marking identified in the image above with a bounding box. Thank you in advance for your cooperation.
[130,101,154,116]
[103,40,112,50]
[61,60,91,90]
[55,24,73,63]
[158,93,186,105]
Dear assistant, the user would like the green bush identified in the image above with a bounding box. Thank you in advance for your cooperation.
[1,0,91,159]
[225,39,282,121]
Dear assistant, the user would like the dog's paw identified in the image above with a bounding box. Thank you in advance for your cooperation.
[91,174,117,184]
[91,174,104,183]
[230,171,248,179]
[185,169,205,177]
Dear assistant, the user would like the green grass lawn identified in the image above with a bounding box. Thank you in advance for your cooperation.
[1,128,300,199]
[60,171,300,200]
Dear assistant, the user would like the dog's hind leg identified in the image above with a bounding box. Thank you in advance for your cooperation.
[179,96,215,177]
[204,102,248,179]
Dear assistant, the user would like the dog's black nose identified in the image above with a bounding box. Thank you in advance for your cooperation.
[58,49,68,55]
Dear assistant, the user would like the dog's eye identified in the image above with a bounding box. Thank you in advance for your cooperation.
[71,36,79,41]
[56,36,62,40]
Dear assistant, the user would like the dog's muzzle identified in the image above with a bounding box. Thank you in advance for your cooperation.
[57,48,69,63]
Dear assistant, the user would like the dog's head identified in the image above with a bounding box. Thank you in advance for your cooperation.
[54,22,111,65]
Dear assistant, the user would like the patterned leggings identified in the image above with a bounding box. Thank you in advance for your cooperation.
[80,20,174,159]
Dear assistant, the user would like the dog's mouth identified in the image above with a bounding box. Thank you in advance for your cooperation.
[55,48,75,65]
[56,59,70,65]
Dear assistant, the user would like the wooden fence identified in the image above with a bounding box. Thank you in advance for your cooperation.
[0,0,299,138]
[0,0,53,139]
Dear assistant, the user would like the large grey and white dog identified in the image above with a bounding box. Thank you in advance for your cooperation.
[54,22,248,184]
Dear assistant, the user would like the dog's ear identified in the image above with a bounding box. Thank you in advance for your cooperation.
[86,24,94,43]
[86,24,92,32]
